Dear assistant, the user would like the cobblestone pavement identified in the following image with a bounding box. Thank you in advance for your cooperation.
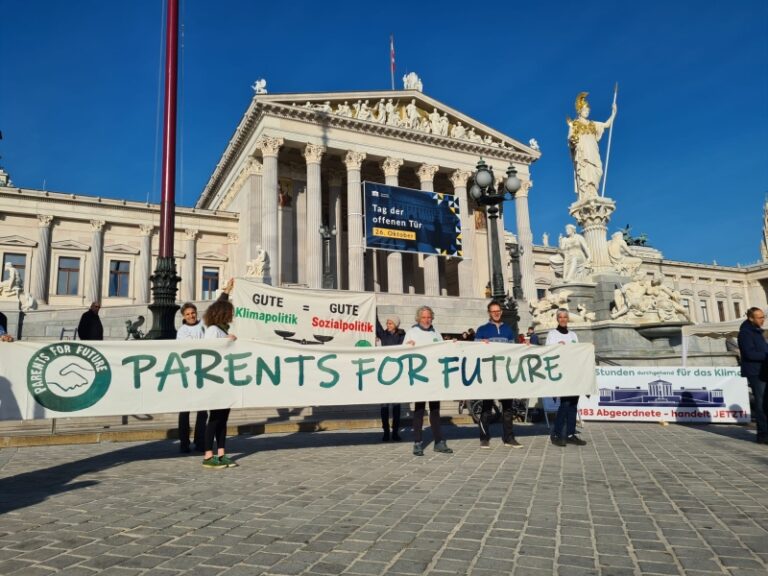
[0,422,767,576]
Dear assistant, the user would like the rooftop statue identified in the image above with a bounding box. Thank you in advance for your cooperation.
[567,92,616,201]
[402,72,423,91]
[252,78,267,94]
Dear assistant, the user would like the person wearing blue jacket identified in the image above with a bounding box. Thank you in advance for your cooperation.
[738,307,768,443]
[474,300,523,449]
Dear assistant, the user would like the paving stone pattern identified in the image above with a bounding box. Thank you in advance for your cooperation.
[0,422,767,575]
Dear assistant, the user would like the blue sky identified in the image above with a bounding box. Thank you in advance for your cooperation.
[1,0,766,266]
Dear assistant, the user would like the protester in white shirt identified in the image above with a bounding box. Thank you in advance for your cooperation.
[403,306,453,456]
[545,308,586,447]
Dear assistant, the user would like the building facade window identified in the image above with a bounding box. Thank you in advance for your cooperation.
[2,253,26,286]
[682,298,691,318]
[57,257,80,295]
[536,288,547,301]
[717,300,726,322]
[202,266,219,300]
[108,260,131,297]
[734,301,741,318]
[699,300,709,323]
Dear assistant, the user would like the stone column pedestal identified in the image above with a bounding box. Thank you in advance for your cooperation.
[569,196,616,273]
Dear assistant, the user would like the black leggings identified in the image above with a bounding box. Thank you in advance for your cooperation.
[204,409,230,452]
[412,401,442,443]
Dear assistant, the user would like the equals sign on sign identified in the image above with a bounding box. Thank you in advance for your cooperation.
[302,305,310,311]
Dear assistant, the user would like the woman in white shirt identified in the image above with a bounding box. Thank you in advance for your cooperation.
[176,302,207,453]
[545,308,586,447]
[201,300,238,469]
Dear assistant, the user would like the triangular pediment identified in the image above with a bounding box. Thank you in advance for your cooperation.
[104,243,139,255]
[52,239,90,251]
[0,235,37,248]
[198,251,228,262]
[254,90,539,159]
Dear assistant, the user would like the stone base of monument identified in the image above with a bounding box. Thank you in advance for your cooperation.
[549,281,596,315]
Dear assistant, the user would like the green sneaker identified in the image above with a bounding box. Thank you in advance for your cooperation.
[218,455,238,468]
[202,456,226,469]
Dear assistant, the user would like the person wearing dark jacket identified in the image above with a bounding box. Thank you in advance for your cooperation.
[376,314,405,441]
[738,307,768,443]
[77,302,103,340]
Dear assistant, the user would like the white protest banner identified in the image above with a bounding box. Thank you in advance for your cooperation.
[577,366,749,423]
[232,279,376,346]
[0,340,596,420]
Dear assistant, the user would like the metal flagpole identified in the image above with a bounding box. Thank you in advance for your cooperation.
[390,35,395,90]
[600,82,618,198]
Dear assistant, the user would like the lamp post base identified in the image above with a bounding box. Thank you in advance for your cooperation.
[146,256,180,340]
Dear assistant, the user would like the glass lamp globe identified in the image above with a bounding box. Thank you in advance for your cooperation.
[469,183,483,201]
[475,167,493,189]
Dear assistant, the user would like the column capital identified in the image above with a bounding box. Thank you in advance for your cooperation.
[256,135,284,158]
[37,214,53,227]
[381,157,404,178]
[184,229,199,241]
[449,169,472,188]
[90,219,105,232]
[417,164,439,183]
[517,179,533,198]
[344,150,367,171]
[139,224,154,236]
[246,157,263,176]
[303,143,326,164]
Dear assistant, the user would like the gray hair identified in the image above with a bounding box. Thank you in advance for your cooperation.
[415,305,435,322]
[555,308,569,319]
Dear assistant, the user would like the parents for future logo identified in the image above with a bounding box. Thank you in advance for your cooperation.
[27,342,112,412]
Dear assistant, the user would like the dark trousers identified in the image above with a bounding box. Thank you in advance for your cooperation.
[204,409,230,452]
[179,411,208,448]
[747,376,768,437]
[381,404,401,432]
[553,396,579,439]
[412,401,442,443]
[479,399,516,443]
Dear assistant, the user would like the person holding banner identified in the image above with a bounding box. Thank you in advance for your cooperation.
[177,279,234,454]
[376,314,405,442]
[176,302,209,453]
[738,307,768,443]
[201,299,238,469]
[404,306,453,456]
[475,300,523,449]
[545,308,587,447]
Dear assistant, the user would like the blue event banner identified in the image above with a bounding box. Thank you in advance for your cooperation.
[363,182,462,257]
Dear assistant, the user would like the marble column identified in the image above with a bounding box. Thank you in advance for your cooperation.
[418,164,440,296]
[382,157,404,293]
[32,214,53,303]
[515,179,537,302]
[242,158,263,263]
[304,143,325,289]
[256,136,284,286]
[345,151,366,292]
[182,229,198,301]
[227,234,239,283]
[137,224,153,304]
[450,170,474,297]
[328,172,343,288]
[86,220,105,304]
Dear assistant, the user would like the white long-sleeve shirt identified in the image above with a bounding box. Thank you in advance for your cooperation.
[176,322,205,340]
[545,328,579,345]
[403,324,443,345]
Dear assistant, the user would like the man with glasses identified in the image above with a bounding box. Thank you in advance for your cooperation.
[474,300,523,449]
[738,307,768,443]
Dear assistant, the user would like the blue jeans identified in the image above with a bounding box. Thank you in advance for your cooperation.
[747,376,768,437]
[553,396,579,439]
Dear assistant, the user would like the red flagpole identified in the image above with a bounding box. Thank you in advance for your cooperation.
[158,0,179,258]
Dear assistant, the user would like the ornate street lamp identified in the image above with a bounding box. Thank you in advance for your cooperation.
[319,223,337,289]
[469,159,521,325]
